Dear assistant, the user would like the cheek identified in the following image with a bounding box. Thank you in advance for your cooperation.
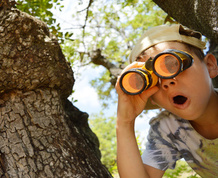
[189,63,212,87]
[150,92,166,108]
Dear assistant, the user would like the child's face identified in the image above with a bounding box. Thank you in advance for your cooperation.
[139,42,217,121]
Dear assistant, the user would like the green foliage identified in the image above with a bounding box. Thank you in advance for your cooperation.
[89,113,117,175]
[90,70,114,105]
[63,0,167,105]
[74,0,166,64]
[164,160,200,178]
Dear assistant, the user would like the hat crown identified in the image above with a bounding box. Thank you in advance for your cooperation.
[129,24,206,63]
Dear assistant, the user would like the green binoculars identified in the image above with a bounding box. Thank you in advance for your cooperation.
[119,49,193,95]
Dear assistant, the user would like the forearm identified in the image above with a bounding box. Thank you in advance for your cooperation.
[116,119,149,178]
[115,64,160,177]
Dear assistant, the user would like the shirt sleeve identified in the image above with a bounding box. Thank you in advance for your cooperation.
[141,111,182,170]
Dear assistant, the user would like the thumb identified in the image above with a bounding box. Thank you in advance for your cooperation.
[139,86,159,101]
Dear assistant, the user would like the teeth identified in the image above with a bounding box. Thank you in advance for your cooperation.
[173,95,187,105]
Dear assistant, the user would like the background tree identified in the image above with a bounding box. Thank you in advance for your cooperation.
[63,0,167,106]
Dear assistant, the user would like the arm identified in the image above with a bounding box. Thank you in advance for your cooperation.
[115,62,164,177]
[116,113,165,178]
[116,118,148,178]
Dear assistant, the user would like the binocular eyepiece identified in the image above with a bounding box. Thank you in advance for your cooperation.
[119,49,193,95]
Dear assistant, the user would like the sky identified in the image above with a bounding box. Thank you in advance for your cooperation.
[52,0,160,145]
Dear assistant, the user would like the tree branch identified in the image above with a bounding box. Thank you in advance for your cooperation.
[89,49,124,86]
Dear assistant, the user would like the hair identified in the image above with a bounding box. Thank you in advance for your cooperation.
[185,44,205,61]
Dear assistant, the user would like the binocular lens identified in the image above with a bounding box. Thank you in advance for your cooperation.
[154,54,180,78]
[120,70,147,94]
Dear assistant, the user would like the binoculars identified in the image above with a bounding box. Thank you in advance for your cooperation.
[119,49,193,95]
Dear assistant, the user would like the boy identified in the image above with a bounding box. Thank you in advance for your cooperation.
[115,24,218,178]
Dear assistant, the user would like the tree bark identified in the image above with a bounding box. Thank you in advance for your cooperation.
[0,1,112,177]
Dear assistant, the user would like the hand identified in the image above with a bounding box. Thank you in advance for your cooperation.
[115,62,159,124]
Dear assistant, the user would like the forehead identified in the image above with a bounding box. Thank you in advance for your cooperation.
[138,42,189,62]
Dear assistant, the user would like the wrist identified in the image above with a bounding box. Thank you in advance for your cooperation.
[116,117,135,131]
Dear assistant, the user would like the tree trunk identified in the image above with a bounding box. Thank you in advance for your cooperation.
[0,1,112,177]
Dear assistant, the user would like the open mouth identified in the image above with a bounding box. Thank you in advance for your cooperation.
[173,95,187,105]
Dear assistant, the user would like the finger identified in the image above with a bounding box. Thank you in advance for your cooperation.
[115,76,125,95]
[115,76,121,91]
[120,62,145,74]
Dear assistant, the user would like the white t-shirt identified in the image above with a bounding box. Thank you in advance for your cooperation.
[142,110,218,178]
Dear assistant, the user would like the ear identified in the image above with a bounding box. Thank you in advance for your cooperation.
[204,53,218,78]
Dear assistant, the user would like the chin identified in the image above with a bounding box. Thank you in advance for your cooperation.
[173,110,200,121]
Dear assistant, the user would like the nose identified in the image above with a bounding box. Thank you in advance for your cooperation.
[160,78,177,90]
